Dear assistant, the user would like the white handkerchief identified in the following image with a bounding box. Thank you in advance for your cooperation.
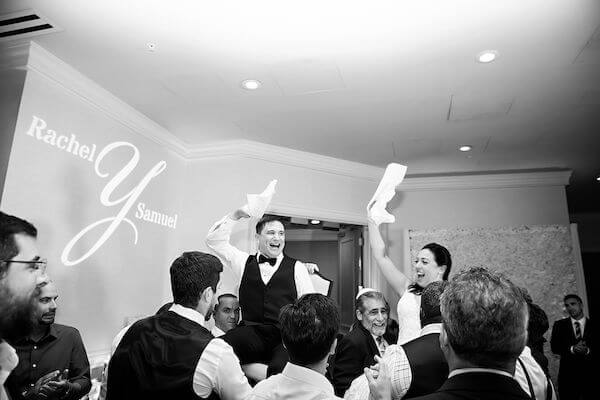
[367,163,407,225]
[246,179,278,218]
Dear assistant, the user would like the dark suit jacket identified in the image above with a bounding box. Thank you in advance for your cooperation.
[550,317,592,389]
[329,322,380,396]
[410,371,531,400]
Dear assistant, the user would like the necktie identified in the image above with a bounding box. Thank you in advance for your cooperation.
[376,336,387,355]
[574,321,582,340]
[258,255,277,266]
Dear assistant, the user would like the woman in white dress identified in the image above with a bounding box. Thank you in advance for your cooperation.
[367,219,452,344]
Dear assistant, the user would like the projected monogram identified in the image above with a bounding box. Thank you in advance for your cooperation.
[26,116,172,266]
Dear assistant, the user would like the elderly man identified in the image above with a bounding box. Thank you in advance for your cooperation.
[212,294,241,337]
[6,281,91,400]
[107,251,251,400]
[1,212,49,400]
[330,289,389,397]
[345,282,448,400]
[206,209,316,377]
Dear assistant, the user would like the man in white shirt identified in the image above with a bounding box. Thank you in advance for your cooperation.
[1,212,49,400]
[106,251,251,400]
[211,294,240,337]
[250,293,341,400]
[206,208,315,377]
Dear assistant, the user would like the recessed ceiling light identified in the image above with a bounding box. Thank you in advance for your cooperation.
[241,79,261,90]
[459,145,472,152]
[146,42,156,52]
[310,219,321,225]
[596,176,600,182]
[477,50,498,63]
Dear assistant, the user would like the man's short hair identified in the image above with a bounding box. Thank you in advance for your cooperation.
[420,280,448,325]
[255,215,285,235]
[355,290,389,314]
[215,293,238,310]
[441,267,528,369]
[170,252,223,309]
[280,293,340,366]
[563,294,582,304]
[0,211,38,277]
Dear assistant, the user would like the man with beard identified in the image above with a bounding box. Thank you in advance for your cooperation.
[1,212,49,400]
[5,281,91,400]
[330,289,389,397]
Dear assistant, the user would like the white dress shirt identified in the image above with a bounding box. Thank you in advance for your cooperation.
[515,346,557,400]
[211,325,226,338]
[167,304,252,400]
[1,340,19,400]
[206,215,315,297]
[250,362,342,400]
[571,316,586,337]
[344,323,442,400]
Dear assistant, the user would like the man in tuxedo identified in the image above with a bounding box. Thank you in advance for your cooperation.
[330,290,389,397]
[206,209,315,378]
[550,294,592,400]
[365,267,532,400]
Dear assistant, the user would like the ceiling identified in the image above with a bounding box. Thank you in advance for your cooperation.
[2,0,599,212]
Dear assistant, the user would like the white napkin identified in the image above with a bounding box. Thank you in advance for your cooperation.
[246,179,278,219]
[367,163,407,225]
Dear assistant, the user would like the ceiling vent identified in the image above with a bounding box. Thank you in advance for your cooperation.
[0,10,61,42]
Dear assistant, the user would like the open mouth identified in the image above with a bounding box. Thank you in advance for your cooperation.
[416,272,425,279]
[269,243,281,250]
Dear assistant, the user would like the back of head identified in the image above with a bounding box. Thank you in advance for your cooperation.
[527,302,549,346]
[0,211,37,277]
[420,280,448,325]
[441,267,528,369]
[170,252,223,309]
[279,293,340,366]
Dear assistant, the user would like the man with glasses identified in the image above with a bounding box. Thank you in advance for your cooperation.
[1,211,49,400]
[5,281,92,400]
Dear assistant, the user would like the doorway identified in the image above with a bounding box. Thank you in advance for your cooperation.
[277,216,364,331]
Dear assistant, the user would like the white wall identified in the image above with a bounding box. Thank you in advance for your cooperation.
[1,43,185,356]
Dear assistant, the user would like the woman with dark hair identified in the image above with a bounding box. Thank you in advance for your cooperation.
[367,218,452,344]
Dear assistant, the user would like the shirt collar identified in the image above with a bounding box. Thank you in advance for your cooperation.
[282,362,335,394]
[570,316,586,325]
[257,252,283,261]
[14,324,58,345]
[211,325,225,337]
[169,303,206,327]
[421,323,442,336]
[449,368,513,379]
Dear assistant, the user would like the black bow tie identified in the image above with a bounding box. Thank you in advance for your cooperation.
[258,255,277,266]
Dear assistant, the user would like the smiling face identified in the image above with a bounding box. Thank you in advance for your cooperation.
[357,297,388,337]
[257,220,285,258]
[414,248,445,287]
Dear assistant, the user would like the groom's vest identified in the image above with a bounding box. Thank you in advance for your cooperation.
[239,254,298,325]
[107,311,219,400]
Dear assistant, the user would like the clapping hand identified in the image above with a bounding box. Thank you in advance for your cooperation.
[23,370,60,399]
[573,340,589,355]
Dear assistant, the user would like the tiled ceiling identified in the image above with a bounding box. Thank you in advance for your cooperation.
[1,0,599,212]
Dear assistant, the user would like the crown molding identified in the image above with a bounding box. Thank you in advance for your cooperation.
[25,42,189,158]
[401,169,572,191]
[187,139,383,181]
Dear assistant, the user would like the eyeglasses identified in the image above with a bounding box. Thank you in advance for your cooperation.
[0,259,48,273]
